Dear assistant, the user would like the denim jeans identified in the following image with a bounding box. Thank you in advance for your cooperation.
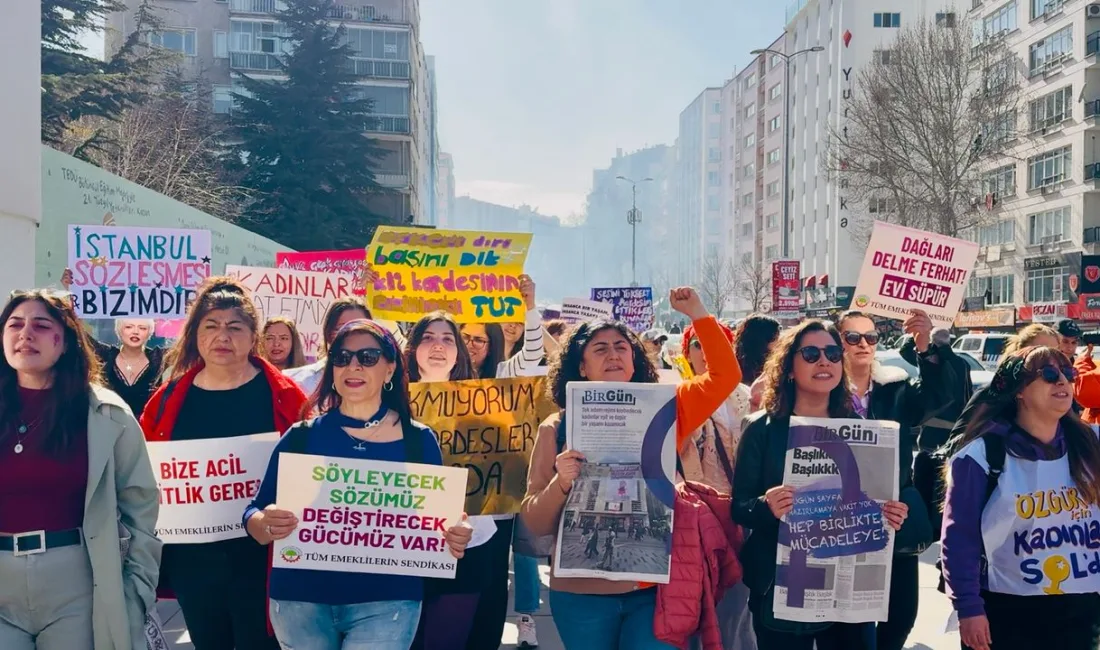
[513,553,541,614]
[549,588,676,650]
[270,599,421,650]
[0,543,94,650]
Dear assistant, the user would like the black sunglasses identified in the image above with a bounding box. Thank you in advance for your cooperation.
[798,345,844,364]
[1033,365,1077,384]
[842,331,880,346]
[331,348,384,368]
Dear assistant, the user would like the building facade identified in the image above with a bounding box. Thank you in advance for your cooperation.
[674,89,724,288]
[436,151,455,229]
[107,0,432,224]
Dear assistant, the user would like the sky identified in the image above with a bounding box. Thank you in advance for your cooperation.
[420,0,787,220]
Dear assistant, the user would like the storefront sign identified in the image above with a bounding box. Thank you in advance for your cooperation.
[954,308,1015,329]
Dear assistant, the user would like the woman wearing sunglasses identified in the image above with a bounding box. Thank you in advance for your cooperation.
[244,319,474,650]
[836,310,960,650]
[731,319,907,650]
[941,346,1100,650]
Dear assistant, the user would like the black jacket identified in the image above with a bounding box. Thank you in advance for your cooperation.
[899,338,973,450]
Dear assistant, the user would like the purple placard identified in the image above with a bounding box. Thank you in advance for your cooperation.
[590,286,655,332]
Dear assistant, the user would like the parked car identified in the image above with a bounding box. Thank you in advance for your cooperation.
[952,334,1010,371]
[875,349,993,391]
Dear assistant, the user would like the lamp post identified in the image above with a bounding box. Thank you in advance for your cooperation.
[749,45,824,259]
[616,175,653,287]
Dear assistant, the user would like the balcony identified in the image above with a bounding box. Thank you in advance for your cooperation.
[347,57,410,79]
[1087,100,1100,119]
[365,115,410,134]
[375,173,410,189]
[230,51,282,72]
[1090,31,1100,58]
[1087,162,1100,181]
[229,0,285,15]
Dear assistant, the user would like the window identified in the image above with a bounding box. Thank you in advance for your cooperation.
[707,171,721,186]
[743,163,756,179]
[214,30,228,59]
[874,49,893,64]
[936,12,957,27]
[1027,145,1072,189]
[1026,265,1070,302]
[1028,25,1072,75]
[1029,85,1072,131]
[972,219,1016,246]
[231,20,288,57]
[873,12,901,28]
[767,148,781,165]
[765,245,780,260]
[708,147,721,162]
[744,73,757,89]
[149,28,197,56]
[768,116,781,132]
[969,274,1015,305]
[713,101,721,114]
[981,111,1016,147]
[211,85,233,114]
[766,213,779,230]
[980,1,1017,40]
[1032,0,1065,20]
[744,133,756,148]
[741,222,753,236]
[766,181,781,198]
[1028,206,1071,245]
[707,195,721,211]
[744,103,756,119]
[982,56,1015,95]
[768,84,782,101]
[868,197,897,213]
[770,54,781,69]
[742,192,754,207]
[983,164,1016,199]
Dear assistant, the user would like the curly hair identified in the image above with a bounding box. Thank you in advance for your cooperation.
[760,319,852,418]
[733,314,781,385]
[547,319,658,409]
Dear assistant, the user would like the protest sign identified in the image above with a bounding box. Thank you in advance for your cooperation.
[271,454,467,579]
[147,432,278,543]
[590,287,655,332]
[553,382,677,583]
[68,225,211,319]
[851,222,978,327]
[366,226,532,324]
[773,417,899,624]
[226,265,353,358]
[408,377,554,515]
[561,298,614,324]
[276,249,366,296]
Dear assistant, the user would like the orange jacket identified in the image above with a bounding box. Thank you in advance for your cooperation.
[1074,355,1100,425]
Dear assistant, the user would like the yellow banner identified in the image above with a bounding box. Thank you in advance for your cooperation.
[408,377,557,516]
[366,226,532,323]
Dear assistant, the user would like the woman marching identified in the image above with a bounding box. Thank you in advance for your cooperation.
[140,277,308,650]
[942,346,1100,650]
[244,319,474,650]
[0,289,161,650]
[261,316,307,372]
[731,320,908,650]
[520,286,740,649]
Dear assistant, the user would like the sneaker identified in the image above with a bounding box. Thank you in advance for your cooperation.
[516,614,539,648]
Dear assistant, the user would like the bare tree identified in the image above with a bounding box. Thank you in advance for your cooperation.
[733,258,772,313]
[62,68,249,221]
[825,16,1022,245]
[699,255,738,317]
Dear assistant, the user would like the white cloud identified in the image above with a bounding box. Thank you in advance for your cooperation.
[456,179,587,221]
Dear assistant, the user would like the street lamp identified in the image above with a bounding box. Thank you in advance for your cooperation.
[616,175,653,287]
[750,45,824,259]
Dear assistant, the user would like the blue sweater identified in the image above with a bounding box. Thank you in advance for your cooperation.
[243,411,443,605]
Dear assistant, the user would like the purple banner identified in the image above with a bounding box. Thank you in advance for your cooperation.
[590,286,655,332]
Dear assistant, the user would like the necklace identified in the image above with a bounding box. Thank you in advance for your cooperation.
[335,407,389,451]
[13,417,44,454]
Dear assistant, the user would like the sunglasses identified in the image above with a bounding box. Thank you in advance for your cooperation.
[1032,365,1077,384]
[331,347,385,368]
[842,331,880,346]
[798,345,844,364]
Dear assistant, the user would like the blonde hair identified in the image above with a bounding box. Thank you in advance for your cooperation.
[999,324,1058,362]
[114,318,156,341]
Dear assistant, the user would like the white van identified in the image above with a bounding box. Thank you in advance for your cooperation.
[952,334,1010,371]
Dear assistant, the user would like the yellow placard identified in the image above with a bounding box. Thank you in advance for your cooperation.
[365,226,532,323]
[408,377,556,516]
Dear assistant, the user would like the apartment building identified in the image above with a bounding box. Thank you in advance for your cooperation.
[961,0,1100,324]
[107,0,433,225]
[435,151,455,229]
[674,88,724,287]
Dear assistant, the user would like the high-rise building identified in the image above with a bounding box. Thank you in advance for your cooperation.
[785,0,961,299]
[436,151,455,228]
[425,54,439,225]
[674,88,724,287]
[106,0,432,224]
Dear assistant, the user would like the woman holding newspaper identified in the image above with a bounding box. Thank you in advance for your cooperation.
[520,286,740,650]
[731,319,908,650]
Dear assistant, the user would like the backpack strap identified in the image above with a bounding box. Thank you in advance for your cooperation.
[712,416,736,487]
[981,434,1006,507]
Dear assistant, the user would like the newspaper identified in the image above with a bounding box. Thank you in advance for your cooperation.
[552,382,677,583]
[773,417,900,624]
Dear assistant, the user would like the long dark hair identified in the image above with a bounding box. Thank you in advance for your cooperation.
[734,314,781,385]
[405,311,476,382]
[761,319,852,418]
[308,320,413,431]
[955,346,1100,505]
[164,276,260,380]
[0,291,102,454]
[465,322,506,379]
[320,297,371,357]
[547,319,658,409]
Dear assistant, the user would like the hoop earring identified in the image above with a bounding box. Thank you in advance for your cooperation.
[384,380,393,391]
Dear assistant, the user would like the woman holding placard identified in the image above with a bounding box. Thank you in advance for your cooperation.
[244,319,473,650]
[0,289,161,650]
[140,277,308,650]
[520,286,740,650]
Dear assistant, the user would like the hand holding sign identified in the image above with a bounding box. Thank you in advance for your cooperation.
[444,514,475,559]
[250,504,299,543]
[361,263,381,291]
[765,485,795,518]
[669,287,708,321]
[881,500,909,530]
[519,274,536,310]
[554,449,586,493]
[903,309,934,353]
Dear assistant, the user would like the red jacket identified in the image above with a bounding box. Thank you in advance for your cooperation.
[655,482,745,650]
[139,356,307,440]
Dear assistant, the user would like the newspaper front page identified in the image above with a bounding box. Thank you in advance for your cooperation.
[552,382,677,583]
[773,417,900,623]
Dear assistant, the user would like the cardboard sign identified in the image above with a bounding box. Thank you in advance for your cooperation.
[590,287,655,332]
[68,225,212,318]
[561,298,614,324]
[851,222,978,327]
[276,250,366,296]
[366,226,532,323]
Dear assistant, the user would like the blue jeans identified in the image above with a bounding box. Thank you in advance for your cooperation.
[549,589,676,650]
[270,599,421,650]
[513,553,541,614]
